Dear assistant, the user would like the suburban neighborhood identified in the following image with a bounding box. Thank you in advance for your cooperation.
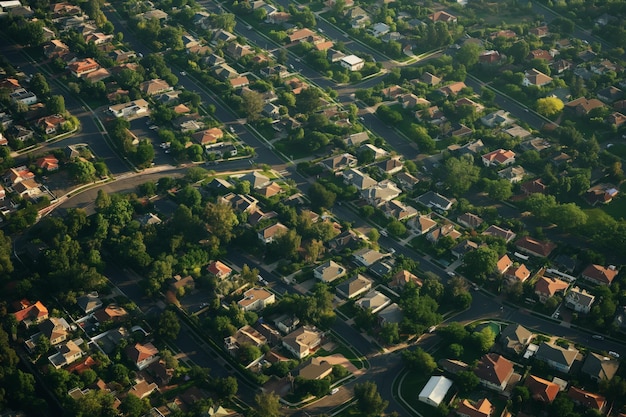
[0,0,626,416]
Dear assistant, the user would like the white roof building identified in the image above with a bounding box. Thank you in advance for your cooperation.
[340,55,365,71]
[418,375,453,407]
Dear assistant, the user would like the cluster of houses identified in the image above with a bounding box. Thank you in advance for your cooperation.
[419,323,620,417]
[0,75,70,146]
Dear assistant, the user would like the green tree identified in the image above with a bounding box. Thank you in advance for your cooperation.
[380,322,400,344]
[0,230,14,279]
[30,73,50,97]
[308,182,336,210]
[253,392,282,417]
[472,327,496,353]
[120,393,145,417]
[157,310,180,341]
[204,202,239,243]
[47,95,66,114]
[456,42,482,68]
[354,381,388,417]
[402,348,436,373]
[437,322,468,343]
[442,155,480,196]
[241,90,264,121]
[462,246,498,282]
[548,203,588,231]
[484,178,513,200]
[296,87,322,114]
[456,370,479,394]
[70,160,97,183]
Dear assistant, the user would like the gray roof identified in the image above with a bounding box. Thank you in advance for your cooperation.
[536,343,578,367]
[336,274,372,298]
[581,352,619,381]
[378,303,403,324]
[499,324,533,354]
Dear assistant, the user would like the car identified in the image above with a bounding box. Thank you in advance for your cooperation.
[164,149,170,154]
[319,28,324,33]
[149,125,159,130]
[246,24,252,30]
[379,229,388,237]
[229,126,236,133]
[330,388,339,395]
[607,143,613,148]
[609,351,620,358]
[180,71,187,76]
[592,335,604,340]
[447,271,455,277]
[137,52,143,58]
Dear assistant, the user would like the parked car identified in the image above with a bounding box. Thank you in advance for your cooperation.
[609,351,620,358]
[592,335,604,340]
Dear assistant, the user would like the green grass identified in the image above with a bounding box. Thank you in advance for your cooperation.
[607,143,626,159]
[337,301,358,317]
[599,196,626,221]
[333,405,363,417]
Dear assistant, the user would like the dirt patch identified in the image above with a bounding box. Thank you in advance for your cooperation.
[317,353,359,375]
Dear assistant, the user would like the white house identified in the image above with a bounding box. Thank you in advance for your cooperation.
[340,55,364,71]
[419,376,453,407]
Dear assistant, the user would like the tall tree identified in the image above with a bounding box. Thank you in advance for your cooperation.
[241,90,264,121]
[157,310,181,341]
[354,382,388,417]
[253,392,282,417]
[204,203,239,243]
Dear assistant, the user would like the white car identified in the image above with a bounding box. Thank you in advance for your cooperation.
[180,71,187,76]
[609,351,620,358]
[330,388,339,395]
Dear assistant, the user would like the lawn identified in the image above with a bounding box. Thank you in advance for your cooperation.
[599,195,626,221]
[607,143,626,159]
[398,370,433,415]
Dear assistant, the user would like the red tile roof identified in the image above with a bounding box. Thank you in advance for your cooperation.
[525,375,559,403]
[582,264,619,285]
[567,386,606,410]
[13,301,48,323]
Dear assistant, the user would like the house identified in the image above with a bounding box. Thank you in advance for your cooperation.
[14,179,41,198]
[336,274,373,299]
[427,224,461,243]
[192,127,224,146]
[479,50,502,64]
[355,290,391,314]
[340,55,365,71]
[606,112,626,128]
[9,88,37,105]
[36,155,59,171]
[140,79,172,96]
[49,339,83,368]
[456,399,493,417]
[418,376,453,407]
[67,58,100,77]
[523,69,553,87]
[565,286,595,313]
[389,270,422,290]
[458,213,484,229]
[37,115,66,135]
[565,97,605,116]
[496,254,513,275]
[240,171,270,189]
[520,178,548,196]
[313,260,347,283]
[13,300,48,327]
[421,72,441,86]
[282,326,323,359]
[524,375,559,403]
[455,97,484,114]
[416,191,454,211]
[344,132,369,147]
[362,180,402,207]
[5,166,35,185]
[474,353,514,392]
[535,343,579,373]
[504,264,531,284]
[500,324,533,355]
[226,43,253,60]
[328,229,360,252]
[220,193,258,213]
[274,315,300,335]
[77,293,102,314]
[238,287,275,312]
[567,387,606,412]
[597,86,622,103]
[451,239,479,259]
[378,303,402,325]
[481,149,516,167]
[581,264,618,286]
[381,85,404,99]
[94,304,128,323]
[429,10,457,23]
[413,215,438,235]
[108,99,149,118]
[169,275,195,293]
[126,343,159,370]
[342,168,377,190]
[353,248,385,267]
[212,29,236,44]
[375,157,404,176]
[213,63,239,80]
[258,222,288,244]
[515,236,556,257]
[298,357,334,380]
[369,259,394,278]
[394,172,419,190]
[39,317,71,345]
[383,200,418,221]
[581,352,619,382]
[129,378,158,400]
[401,94,429,109]
[498,166,526,183]
[527,49,554,62]
[480,110,514,127]
[288,28,316,43]
[224,325,267,356]
[438,81,466,96]
[535,277,569,302]
[483,225,516,243]
[320,153,358,171]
